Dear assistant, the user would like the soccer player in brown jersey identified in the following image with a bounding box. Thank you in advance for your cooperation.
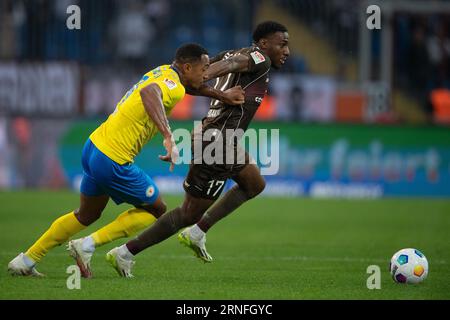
[107,21,290,277]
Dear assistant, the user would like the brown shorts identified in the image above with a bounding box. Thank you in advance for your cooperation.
[183,151,251,200]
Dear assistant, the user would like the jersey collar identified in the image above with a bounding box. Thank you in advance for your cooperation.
[170,64,181,80]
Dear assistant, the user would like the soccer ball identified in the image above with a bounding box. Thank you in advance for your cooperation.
[389,248,429,284]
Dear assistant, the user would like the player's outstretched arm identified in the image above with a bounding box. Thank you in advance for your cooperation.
[204,53,250,81]
[184,53,249,105]
[140,83,178,171]
[186,85,245,105]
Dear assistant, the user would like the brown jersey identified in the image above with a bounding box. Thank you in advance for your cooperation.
[202,46,272,137]
[184,46,272,200]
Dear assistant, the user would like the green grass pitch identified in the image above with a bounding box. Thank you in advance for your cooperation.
[0,191,449,300]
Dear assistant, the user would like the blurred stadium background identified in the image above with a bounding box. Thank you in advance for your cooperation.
[1,0,449,198]
[1,0,450,300]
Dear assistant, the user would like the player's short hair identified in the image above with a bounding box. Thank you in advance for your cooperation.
[252,21,288,42]
[175,43,208,64]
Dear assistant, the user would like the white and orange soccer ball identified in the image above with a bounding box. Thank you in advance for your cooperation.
[389,248,429,284]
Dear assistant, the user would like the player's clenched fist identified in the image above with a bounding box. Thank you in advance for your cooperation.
[222,86,245,105]
[159,135,179,172]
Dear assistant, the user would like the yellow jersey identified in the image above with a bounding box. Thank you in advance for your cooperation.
[90,65,185,164]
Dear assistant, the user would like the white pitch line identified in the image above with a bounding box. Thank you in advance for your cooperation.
[152,254,448,265]
[0,252,446,265]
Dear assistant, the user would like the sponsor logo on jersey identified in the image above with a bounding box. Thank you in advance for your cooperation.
[163,78,177,90]
[151,67,162,78]
[224,52,233,60]
[207,109,221,118]
[250,51,266,64]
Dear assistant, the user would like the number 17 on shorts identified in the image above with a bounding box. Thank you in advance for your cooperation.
[206,180,225,198]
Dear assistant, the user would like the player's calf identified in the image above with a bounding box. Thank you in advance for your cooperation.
[180,193,214,226]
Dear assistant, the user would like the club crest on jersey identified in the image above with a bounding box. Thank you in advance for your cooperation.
[163,78,177,90]
[146,186,155,198]
[250,51,266,65]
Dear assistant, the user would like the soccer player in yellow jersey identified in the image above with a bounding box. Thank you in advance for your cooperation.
[8,43,245,277]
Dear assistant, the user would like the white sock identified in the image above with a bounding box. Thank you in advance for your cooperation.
[190,224,205,240]
[117,245,134,260]
[82,236,96,253]
[22,253,36,268]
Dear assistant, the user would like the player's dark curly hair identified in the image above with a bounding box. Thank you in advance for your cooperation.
[175,43,208,63]
[252,21,288,42]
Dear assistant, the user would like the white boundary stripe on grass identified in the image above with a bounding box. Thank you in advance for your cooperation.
[154,254,448,265]
[2,252,445,265]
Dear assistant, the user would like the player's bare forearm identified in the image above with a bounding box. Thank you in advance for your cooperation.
[186,84,245,106]
[205,54,250,81]
[186,84,225,100]
[140,84,172,139]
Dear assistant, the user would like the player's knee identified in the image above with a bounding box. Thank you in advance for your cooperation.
[152,201,167,217]
[74,207,102,226]
[247,179,266,199]
[140,199,167,217]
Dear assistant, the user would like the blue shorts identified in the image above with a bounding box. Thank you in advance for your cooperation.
[80,139,159,206]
